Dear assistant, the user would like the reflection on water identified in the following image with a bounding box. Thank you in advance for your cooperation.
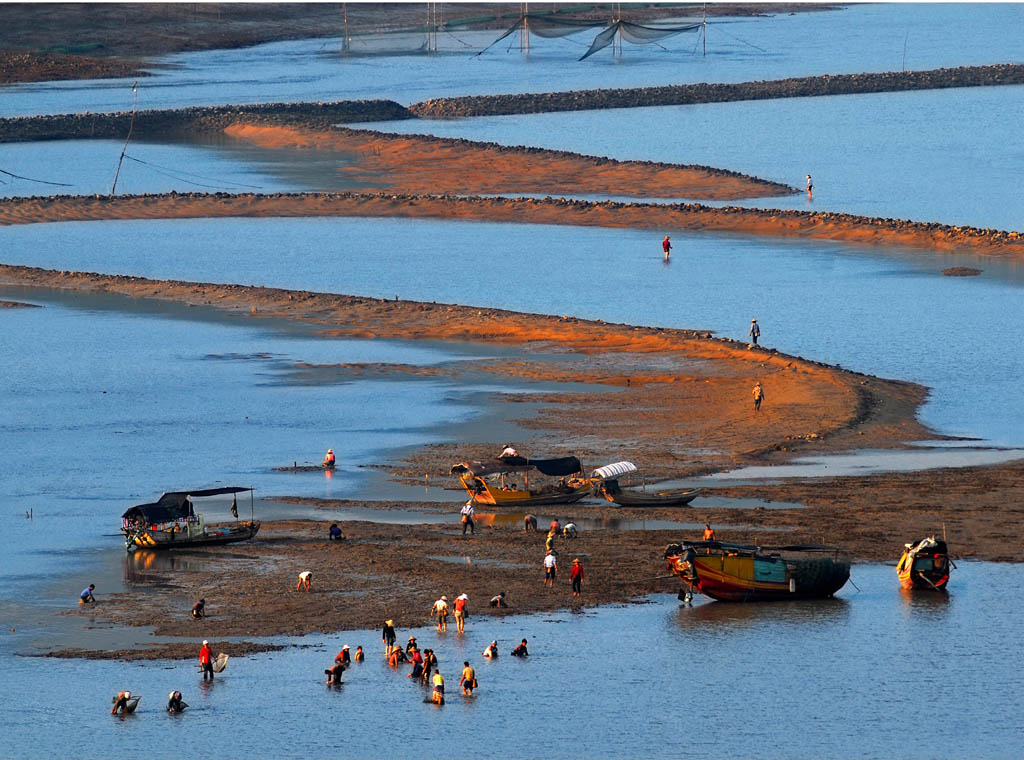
[124,550,220,576]
[676,595,852,633]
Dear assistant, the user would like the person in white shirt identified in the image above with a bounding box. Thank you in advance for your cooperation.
[460,501,475,535]
[431,595,450,632]
[499,443,518,458]
[543,551,558,587]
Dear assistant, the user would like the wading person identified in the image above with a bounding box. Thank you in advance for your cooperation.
[663,235,672,260]
[483,640,499,658]
[460,500,475,535]
[422,648,437,684]
[570,558,584,597]
[752,381,765,412]
[431,671,445,705]
[325,661,345,685]
[511,639,529,657]
[544,550,558,588]
[199,640,214,681]
[79,584,95,605]
[191,598,205,619]
[111,690,132,714]
[432,595,450,632]
[454,593,468,633]
[354,645,364,662]
[167,691,186,713]
[408,647,424,680]
[336,645,351,667]
[749,318,761,346]
[806,174,813,198]
[461,661,477,695]
[296,570,312,591]
[382,619,396,655]
[323,448,336,468]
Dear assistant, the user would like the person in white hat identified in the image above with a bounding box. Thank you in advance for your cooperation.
[749,319,761,346]
[335,645,351,667]
[454,593,469,633]
[322,448,336,468]
[200,640,214,680]
[431,595,450,632]
[111,690,133,714]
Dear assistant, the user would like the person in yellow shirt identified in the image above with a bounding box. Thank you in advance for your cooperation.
[460,661,477,695]
[431,670,445,705]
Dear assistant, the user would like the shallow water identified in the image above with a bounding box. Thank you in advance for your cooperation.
[1,5,1023,116]
[3,215,1021,448]
[5,563,1024,759]
[374,83,1024,231]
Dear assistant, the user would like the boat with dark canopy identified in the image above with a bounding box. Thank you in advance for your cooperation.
[121,487,260,553]
[591,461,701,507]
[451,455,590,507]
[665,540,850,602]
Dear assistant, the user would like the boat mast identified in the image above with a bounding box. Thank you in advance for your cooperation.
[110,81,138,196]
[702,2,707,56]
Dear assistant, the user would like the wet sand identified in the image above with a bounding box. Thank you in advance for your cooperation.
[225,124,792,200]
[2,191,1021,258]
[0,264,931,480]
[57,450,1024,654]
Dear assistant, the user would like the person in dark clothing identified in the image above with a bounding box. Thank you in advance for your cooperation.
[382,619,396,655]
[329,523,344,540]
[489,592,507,608]
[325,662,345,685]
[336,645,351,666]
[511,639,529,657]
[167,691,186,713]
[191,598,205,619]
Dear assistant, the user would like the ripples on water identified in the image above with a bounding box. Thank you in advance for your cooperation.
[4,564,1023,759]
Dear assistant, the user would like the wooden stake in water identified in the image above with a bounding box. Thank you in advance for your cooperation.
[110,81,138,196]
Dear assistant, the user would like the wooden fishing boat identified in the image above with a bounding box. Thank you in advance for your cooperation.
[451,456,591,507]
[591,461,701,507]
[665,541,850,602]
[897,537,953,591]
[121,487,260,553]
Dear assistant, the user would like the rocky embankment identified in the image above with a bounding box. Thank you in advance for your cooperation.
[0,100,413,143]
[0,192,1021,258]
[409,63,1024,117]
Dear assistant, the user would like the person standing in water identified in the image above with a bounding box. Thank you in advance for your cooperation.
[663,235,672,260]
[199,640,214,681]
[431,671,445,705]
[806,174,813,199]
[454,593,468,633]
[460,662,477,695]
[382,619,396,655]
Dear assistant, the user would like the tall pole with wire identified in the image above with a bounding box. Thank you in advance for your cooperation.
[110,81,138,197]
[703,3,707,56]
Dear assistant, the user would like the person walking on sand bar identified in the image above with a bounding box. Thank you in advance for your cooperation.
[199,640,214,681]
[663,235,672,260]
[461,661,477,695]
[570,558,584,597]
[544,550,558,587]
[752,381,765,412]
[454,593,468,633]
[806,174,813,198]
[297,570,312,591]
[382,619,396,655]
[460,500,476,535]
[79,584,95,605]
[432,595,450,632]
[749,319,760,346]
[703,523,717,542]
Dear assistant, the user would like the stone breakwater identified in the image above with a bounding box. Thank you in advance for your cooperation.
[333,126,795,195]
[408,63,1024,117]
[0,191,1021,258]
[0,100,413,143]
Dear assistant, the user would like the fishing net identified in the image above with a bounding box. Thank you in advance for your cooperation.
[579,20,703,60]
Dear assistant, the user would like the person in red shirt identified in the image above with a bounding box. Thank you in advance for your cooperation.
[570,558,584,597]
[454,593,468,633]
[663,235,672,260]
[199,640,214,681]
[335,645,351,666]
